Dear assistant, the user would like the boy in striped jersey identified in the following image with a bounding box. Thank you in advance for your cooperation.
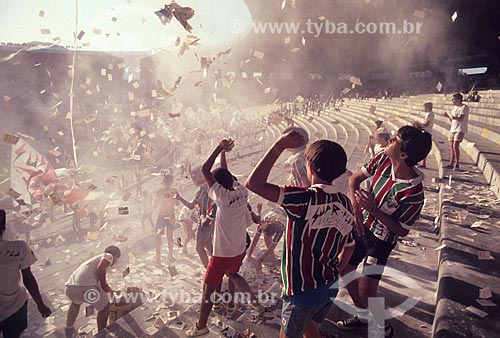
[337,126,432,337]
[246,131,355,338]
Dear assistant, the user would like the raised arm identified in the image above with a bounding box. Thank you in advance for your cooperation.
[220,150,228,169]
[246,131,305,202]
[250,203,262,224]
[202,139,234,188]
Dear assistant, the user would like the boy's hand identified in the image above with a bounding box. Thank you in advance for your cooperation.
[355,189,377,213]
[219,139,235,152]
[37,303,52,318]
[276,131,306,150]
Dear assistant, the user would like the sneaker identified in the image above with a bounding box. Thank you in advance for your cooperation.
[225,304,239,318]
[251,305,275,318]
[226,303,239,315]
[186,323,209,337]
[336,316,369,331]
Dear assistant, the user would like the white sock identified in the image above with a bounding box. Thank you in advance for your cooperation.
[356,308,371,323]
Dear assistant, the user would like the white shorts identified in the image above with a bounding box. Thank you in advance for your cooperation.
[65,285,110,311]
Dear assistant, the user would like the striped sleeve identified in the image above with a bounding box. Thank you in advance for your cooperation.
[392,197,424,229]
[278,185,311,221]
[362,152,387,177]
[206,202,217,220]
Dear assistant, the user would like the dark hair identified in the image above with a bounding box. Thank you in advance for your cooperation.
[0,209,5,236]
[105,245,121,258]
[305,140,347,182]
[423,102,433,110]
[452,93,463,102]
[397,126,432,167]
[375,120,383,129]
[212,167,234,189]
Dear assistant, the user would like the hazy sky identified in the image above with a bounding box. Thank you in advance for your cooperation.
[0,0,252,52]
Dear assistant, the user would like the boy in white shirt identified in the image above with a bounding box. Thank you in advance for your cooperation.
[64,246,121,336]
[0,209,51,338]
[186,139,266,337]
[413,102,435,168]
[443,93,469,170]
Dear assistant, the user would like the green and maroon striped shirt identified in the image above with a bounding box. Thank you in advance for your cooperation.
[277,184,355,297]
[361,152,425,244]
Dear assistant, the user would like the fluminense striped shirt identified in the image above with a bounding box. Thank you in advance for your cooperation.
[277,184,355,297]
[361,152,425,244]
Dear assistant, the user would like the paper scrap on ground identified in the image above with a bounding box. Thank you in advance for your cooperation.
[465,306,488,318]
[479,286,492,299]
[434,244,446,251]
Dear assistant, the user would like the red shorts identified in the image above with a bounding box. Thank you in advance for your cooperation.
[204,251,246,286]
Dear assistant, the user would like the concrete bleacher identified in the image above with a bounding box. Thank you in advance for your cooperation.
[78,97,497,338]
[340,94,500,198]
[331,92,500,338]
[95,106,433,338]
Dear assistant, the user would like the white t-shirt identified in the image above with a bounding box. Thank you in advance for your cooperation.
[450,105,469,133]
[0,240,37,321]
[424,111,435,134]
[66,253,113,287]
[209,181,248,257]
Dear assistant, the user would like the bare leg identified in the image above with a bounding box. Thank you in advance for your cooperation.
[264,235,273,250]
[96,304,110,331]
[303,320,321,338]
[205,235,213,256]
[66,303,81,328]
[167,229,175,261]
[453,141,461,167]
[196,240,209,268]
[448,141,455,166]
[343,264,368,309]
[155,233,162,265]
[181,221,193,253]
[227,279,236,309]
[226,272,259,306]
[358,275,380,302]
